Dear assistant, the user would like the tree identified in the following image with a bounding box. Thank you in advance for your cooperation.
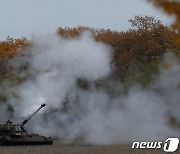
[148,0,180,44]
[0,37,28,73]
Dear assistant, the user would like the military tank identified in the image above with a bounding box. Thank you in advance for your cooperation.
[0,103,53,146]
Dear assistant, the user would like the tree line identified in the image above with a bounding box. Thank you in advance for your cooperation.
[0,16,179,86]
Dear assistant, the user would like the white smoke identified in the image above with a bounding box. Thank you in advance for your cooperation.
[12,32,112,116]
[2,32,180,144]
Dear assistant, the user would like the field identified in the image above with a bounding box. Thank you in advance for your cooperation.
[0,141,179,154]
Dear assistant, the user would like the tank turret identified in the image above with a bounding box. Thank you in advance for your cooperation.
[0,104,53,146]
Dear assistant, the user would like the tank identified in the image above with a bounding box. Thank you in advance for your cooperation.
[0,103,53,146]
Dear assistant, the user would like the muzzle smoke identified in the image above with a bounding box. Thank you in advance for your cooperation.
[1,32,180,144]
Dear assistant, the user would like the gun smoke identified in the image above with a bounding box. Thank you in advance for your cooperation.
[1,32,180,144]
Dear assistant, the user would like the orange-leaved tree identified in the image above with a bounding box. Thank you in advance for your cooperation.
[0,37,28,73]
[148,0,180,45]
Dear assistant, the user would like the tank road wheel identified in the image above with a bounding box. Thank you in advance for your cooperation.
[0,136,8,146]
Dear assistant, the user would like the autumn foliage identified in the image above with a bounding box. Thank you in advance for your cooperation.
[0,16,179,85]
[0,37,28,73]
[148,0,180,44]
[57,16,179,83]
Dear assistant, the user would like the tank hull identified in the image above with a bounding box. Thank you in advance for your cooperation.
[0,135,53,146]
[0,104,53,146]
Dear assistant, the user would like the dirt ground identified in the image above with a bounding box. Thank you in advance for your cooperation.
[0,141,180,154]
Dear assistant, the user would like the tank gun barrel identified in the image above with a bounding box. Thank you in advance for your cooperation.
[20,103,46,127]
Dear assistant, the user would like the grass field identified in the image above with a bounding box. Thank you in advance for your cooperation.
[0,141,179,154]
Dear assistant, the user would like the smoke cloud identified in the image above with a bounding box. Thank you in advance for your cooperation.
[1,32,180,144]
[11,32,112,115]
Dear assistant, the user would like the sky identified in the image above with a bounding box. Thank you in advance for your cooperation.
[0,0,173,40]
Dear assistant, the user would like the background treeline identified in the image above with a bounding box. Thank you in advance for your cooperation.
[0,16,179,86]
